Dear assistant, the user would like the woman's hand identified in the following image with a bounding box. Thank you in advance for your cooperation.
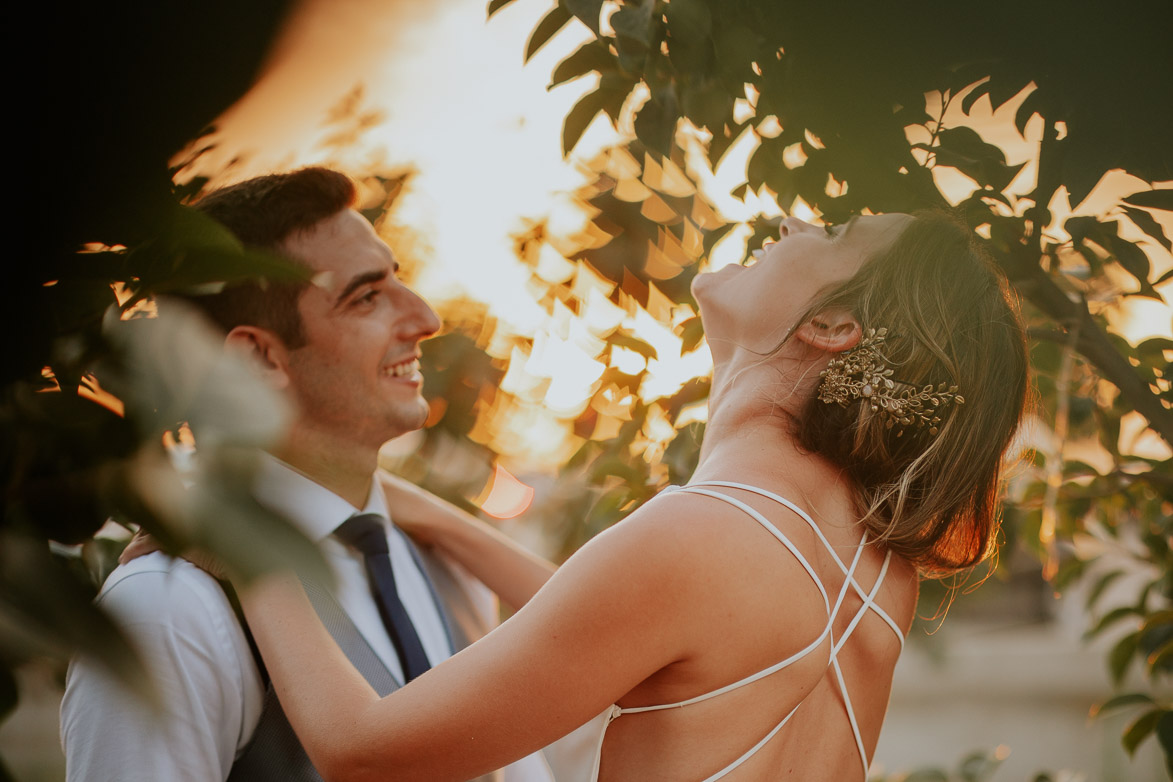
[378,470,555,611]
[117,529,226,580]
[377,471,466,548]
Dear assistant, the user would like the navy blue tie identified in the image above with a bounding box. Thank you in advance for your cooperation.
[334,513,431,682]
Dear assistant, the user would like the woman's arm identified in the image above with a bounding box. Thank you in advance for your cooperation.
[378,470,555,611]
[240,496,706,782]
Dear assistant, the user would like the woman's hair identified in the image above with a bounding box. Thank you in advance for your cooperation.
[794,210,1029,576]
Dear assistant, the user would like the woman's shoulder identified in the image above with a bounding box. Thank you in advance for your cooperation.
[582,482,839,599]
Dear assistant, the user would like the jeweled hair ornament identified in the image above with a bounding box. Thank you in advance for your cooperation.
[817,327,963,436]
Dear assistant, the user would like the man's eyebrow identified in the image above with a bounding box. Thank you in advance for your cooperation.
[334,269,388,306]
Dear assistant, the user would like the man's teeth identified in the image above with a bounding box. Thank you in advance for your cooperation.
[386,360,419,377]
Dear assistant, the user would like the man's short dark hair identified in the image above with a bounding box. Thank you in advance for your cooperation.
[184,167,357,347]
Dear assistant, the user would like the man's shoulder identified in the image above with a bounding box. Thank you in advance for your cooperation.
[97,551,237,628]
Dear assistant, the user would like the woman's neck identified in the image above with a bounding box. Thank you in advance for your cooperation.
[692,351,835,488]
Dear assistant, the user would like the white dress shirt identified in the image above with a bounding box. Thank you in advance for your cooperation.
[62,454,555,782]
[250,454,457,682]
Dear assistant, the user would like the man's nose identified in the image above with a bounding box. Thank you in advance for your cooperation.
[403,288,441,339]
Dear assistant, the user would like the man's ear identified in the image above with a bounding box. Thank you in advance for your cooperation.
[224,326,292,390]
[793,308,861,353]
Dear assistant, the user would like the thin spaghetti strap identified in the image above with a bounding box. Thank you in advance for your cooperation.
[673,487,831,614]
[587,482,904,782]
[697,702,804,782]
[826,545,896,778]
[619,622,833,714]
[688,480,905,645]
[603,486,835,715]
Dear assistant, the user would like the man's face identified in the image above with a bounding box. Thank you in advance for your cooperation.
[277,209,440,452]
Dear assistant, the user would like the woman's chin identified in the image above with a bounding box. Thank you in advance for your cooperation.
[691,264,740,298]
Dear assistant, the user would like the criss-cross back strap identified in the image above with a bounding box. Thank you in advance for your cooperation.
[673,481,904,779]
[690,481,905,649]
[595,485,845,782]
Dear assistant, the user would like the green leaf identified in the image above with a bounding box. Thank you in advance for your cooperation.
[1109,630,1140,685]
[958,749,1004,782]
[1137,337,1173,367]
[610,332,658,360]
[663,378,711,417]
[562,86,613,155]
[1087,605,1141,639]
[0,529,155,707]
[678,316,705,353]
[634,88,680,156]
[1147,639,1173,673]
[1086,569,1125,611]
[701,221,735,257]
[1014,87,1044,137]
[525,4,572,63]
[1141,609,1173,633]
[929,127,1023,191]
[565,0,604,36]
[682,79,733,132]
[1122,707,1163,756]
[664,0,712,75]
[487,0,517,18]
[1123,205,1172,252]
[1091,692,1155,719]
[550,40,617,88]
[960,78,992,115]
[1106,231,1152,288]
[611,0,654,46]
[1123,189,1173,212]
[1064,214,1099,245]
[1158,712,1172,769]
[665,0,711,41]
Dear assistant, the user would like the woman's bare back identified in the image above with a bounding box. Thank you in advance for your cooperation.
[593,478,918,781]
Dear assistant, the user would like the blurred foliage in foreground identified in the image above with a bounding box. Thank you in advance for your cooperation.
[2,0,307,756]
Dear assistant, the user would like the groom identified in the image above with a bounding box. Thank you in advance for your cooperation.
[61,168,556,782]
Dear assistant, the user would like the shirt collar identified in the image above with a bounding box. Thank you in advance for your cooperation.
[252,452,389,543]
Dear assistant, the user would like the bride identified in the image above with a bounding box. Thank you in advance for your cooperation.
[234,211,1028,780]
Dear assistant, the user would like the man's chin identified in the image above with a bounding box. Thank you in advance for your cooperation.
[384,402,431,440]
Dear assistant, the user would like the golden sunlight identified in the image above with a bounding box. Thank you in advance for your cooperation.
[180,0,1171,474]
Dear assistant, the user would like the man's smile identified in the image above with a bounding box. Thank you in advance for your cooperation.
[383,358,421,379]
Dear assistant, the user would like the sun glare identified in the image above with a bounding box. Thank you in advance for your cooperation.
[477,463,536,519]
[176,0,1170,474]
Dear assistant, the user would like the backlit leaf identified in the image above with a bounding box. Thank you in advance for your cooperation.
[565,0,604,36]
[525,4,572,63]
[1123,189,1173,212]
[563,86,612,155]
[1086,605,1141,639]
[550,40,617,88]
[1109,630,1140,685]
[1086,569,1124,611]
[1122,708,1162,755]
[634,89,681,156]
[487,0,517,18]
[1091,692,1155,719]
[1123,205,1172,252]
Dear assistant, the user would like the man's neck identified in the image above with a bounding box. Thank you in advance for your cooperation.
[271,432,378,509]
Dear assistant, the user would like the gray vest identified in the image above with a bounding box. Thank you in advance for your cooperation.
[227,545,501,782]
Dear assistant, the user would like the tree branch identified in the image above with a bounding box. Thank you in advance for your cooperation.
[1005,246,1173,448]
